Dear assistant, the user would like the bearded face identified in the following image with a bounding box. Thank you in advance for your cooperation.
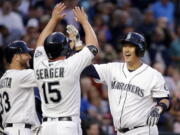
[18,53,32,69]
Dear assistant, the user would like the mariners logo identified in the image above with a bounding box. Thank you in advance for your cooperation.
[35,50,43,57]
[111,81,144,97]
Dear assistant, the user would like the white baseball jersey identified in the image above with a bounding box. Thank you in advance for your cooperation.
[94,62,169,130]
[0,69,40,127]
[33,46,94,119]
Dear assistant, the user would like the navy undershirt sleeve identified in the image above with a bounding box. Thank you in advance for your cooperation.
[82,65,100,79]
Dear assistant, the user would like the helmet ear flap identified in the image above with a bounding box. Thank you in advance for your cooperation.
[64,38,74,57]
[60,39,73,57]
[135,44,145,57]
[138,41,146,57]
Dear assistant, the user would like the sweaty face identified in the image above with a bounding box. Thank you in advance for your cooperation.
[18,53,32,68]
[122,43,139,63]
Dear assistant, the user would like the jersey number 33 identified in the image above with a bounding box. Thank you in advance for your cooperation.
[0,91,11,114]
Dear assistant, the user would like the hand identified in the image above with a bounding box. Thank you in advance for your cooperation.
[147,106,162,126]
[51,3,66,22]
[32,125,42,135]
[0,127,8,135]
[66,25,79,41]
[66,24,83,50]
[73,7,88,24]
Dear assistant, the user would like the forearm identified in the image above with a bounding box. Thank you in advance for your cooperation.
[36,19,58,47]
[81,21,98,48]
[73,7,98,48]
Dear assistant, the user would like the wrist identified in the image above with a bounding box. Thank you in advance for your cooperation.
[156,102,168,114]
[50,18,60,23]
[81,20,89,26]
[155,106,163,114]
[75,45,83,51]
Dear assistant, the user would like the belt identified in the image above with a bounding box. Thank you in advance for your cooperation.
[118,125,145,133]
[5,123,32,129]
[43,117,72,122]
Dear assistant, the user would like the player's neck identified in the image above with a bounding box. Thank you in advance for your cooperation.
[126,60,142,71]
[49,56,66,62]
[8,62,24,70]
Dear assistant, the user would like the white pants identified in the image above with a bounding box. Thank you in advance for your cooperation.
[41,121,82,135]
[4,124,32,135]
[117,126,158,135]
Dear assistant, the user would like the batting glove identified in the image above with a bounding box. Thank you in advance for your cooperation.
[0,127,8,135]
[32,125,42,135]
[66,25,83,51]
[147,106,162,126]
[66,25,79,40]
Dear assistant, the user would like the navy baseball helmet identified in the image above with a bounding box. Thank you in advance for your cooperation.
[44,32,71,59]
[4,40,31,64]
[121,32,146,57]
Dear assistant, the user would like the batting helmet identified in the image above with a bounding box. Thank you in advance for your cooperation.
[44,32,71,59]
[4,40,31,64]
[121,32,146,57]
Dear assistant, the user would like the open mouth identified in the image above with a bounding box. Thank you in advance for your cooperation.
[125,53,131,57]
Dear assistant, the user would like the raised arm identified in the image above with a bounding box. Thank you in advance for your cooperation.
[36,3,66,47]
[73,7,99,48]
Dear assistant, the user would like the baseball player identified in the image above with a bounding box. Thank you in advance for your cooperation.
[33,3,98,135]
[83,32,170,135]
[0,40,40,135]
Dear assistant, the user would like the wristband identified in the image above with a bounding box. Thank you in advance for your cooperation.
[157,102,168,113]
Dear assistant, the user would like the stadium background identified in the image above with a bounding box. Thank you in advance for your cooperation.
[0,0,180,135]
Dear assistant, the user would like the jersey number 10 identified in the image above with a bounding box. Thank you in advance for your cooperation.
[42,82,62,104]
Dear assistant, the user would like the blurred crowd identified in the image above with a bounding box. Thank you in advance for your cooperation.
[0,0,180,135]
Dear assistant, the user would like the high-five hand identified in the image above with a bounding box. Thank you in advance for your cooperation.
[73,7,88,24]
[51,3,66,21]
[36,3,66,47]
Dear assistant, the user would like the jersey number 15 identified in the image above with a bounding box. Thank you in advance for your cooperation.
[42,82,62,104]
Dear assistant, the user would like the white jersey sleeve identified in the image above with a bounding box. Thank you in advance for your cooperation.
[34,46,48,67]
[94,63,112,83]
[151,71,169,98]
[67,47,95,74]
[19,69,37,88]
